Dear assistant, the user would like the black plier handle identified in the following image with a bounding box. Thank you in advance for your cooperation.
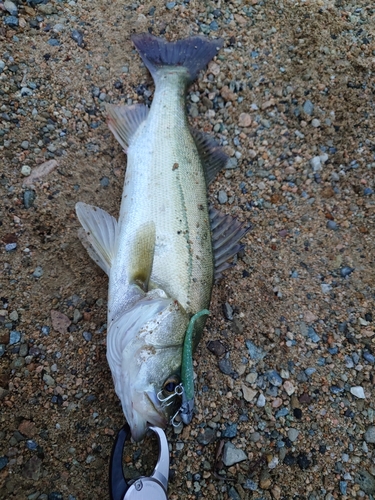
[109,424,169,500]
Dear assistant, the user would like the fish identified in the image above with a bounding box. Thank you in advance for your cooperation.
[75,33,250,441]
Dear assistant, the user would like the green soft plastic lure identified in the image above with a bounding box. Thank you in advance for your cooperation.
[179,309,210,425]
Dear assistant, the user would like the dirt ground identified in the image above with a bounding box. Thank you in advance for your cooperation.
[1,0,375,499]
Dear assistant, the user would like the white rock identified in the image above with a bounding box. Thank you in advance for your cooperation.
[321,283,332,294]
[242,384,257,402]
[311,118,321,128]
[310,156,322,172]
[350,386,365,399]
[21,165,31,177]
[283,380,295,396]
[288,428,299,442]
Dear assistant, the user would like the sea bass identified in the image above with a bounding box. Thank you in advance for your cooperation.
[75,34,249,441]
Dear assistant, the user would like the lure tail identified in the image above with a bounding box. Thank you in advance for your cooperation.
[131,33,223,86]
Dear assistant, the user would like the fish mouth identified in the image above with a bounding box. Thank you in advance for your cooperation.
[129,390,168,442]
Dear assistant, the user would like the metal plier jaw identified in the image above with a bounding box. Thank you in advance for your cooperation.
[109,424,169,500]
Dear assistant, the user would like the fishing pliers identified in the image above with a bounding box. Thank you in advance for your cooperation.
[109,424,169,500]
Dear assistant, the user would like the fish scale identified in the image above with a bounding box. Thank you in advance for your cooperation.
[111,70,213,318]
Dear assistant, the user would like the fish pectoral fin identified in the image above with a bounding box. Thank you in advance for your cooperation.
[129,221,156,291]
[75,202,117,275]
[190,128,228,184]
[106,104,149,151]
[210,207,252,281]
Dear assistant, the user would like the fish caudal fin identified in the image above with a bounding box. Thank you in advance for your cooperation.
[106,104,149,151]
[131,33,223,85]
[191,129,228,184]
[210,207,252,281]
[75,202,117,275]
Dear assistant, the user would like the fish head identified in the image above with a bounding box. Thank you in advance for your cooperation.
[107,289,189,441]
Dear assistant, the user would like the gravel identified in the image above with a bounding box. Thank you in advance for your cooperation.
[0,0,374,498]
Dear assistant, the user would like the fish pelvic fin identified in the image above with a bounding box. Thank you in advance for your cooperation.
[106,104,149,151]
[191,129,228,184]
[131,33,223,86]
[129,221,156,291]
[210,207,252,282]
[75,202,117,275]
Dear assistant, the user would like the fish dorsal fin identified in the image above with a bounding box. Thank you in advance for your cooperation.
[75,202,117,276]
[210,207,252,281]
[129,222,156,291]
[191,129,228,184]
[106,104,149,152]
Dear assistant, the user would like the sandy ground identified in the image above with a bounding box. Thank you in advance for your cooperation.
[1,0,375,499]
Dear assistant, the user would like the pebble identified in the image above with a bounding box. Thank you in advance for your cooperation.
[0,456,8,471]
[23,190,36,208]
[218,190,228,204]
[166,1,176,9]
[256,394,266,407]
[33,266,43,278]
[350,386,365,399]
[311,118,320,127]
[51,310,71,334]
[222,423,237,438]
[9,330,21,345]
[9,310,18,321]
[307,326,320,343]
[4,16,18,28]
[267,370,282,387]
[327,220,338,230]
[303,100,314,115]
[364,427,375,444]
[238,113,252,127]
[5,242,17,252]
[310,156,322,172]
[223,302,233,320]
[355,470,375,494]
[288,428,299,442]
[196,428,215,445]
[82,331,92,342]
[245,340,266,361]
[242,384,257,402]
[43,373,55,386]
[21,165,32,176]
[222,442,247,466]
[71,29,84,47]
[4,0,18,16]
[340,266,354,277]
[321,284,332,294]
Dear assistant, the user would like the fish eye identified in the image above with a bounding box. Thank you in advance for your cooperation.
[163,375,180,394]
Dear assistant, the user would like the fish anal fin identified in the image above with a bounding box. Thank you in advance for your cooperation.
[191,129,228,184]
[210,207,251,282]
[129,222,156,291]
[75,202,117,276]
[106,104,149,151]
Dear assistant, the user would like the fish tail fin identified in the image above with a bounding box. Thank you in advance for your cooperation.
[131,33,223,85]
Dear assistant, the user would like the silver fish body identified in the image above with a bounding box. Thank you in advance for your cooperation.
[76,34,248,441]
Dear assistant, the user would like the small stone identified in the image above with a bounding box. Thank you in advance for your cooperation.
[166,1,176,9]
[82,331,92,342]
[297,453,310,470]
[48,493,64,500]
[257,393,266,407]
[321,284,332,294]
[207,340,226,357]
[218,358,233,376]
[9,330,21,345]
[71,29,84,47]
[245,340,266,361]
[355,470,375,494]
[222,442,247,466]
[73,309,82,324]
[21,165,31,176]
[303,100,314,115]
[48,39,60,46]
[51,310,71,334]
[307,326,320,342]
[311,118,320,128]
[350,386,365,399]
[310,156,322,172]
[22,456,42,481]
[283,380,295,396]
[9,310,18,321]
[5,242,17,252]
[242,384,257,402]
[288,428,299,442]
[19,420,36,437]
[4,16,18,28]
[364,427,375,444]
[267,370,282,387]
[43,373,55,386]
[196,428,215,445]
[222,423,237,438]
[340,266,354,277]
[33,266,43,278]
[327,220,338,230]
[4,1,18,16]
[218,190,228,204]
[238,113,252,127]
[0,456,8,471]
[23,190,36,208]
[100,176,109,188]
[223,302,233,320]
